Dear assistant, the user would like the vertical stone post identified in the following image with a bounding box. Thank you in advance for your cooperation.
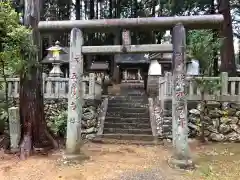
[42,72,47,95]
[113,31,120,83]
[137,69,141,80]
[123,70,127,80]
[66,28,83,155]
[122,29,131,46]
[89,73,95,98]
[8,107,21,153]
[220,72,228,96]
[170,23,193,169]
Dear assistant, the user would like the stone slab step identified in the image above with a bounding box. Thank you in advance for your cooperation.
[108,99,147,104]
[108,98,148,104]
[162,126,171,133]
[90,137,162,145]
[107,107,148,113]
[121,112,149,118]
[106,112,149,118]
[96,133,155,141]
[104,122,151,129]
[103,128,152,135]
[104,117,150,124]
[120,85,144,88]
[109,95,147,99]
[107,103,148,108]
[163,117,172,125]
[163,110,172,116]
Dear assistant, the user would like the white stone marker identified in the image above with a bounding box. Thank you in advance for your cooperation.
[8,107,21,152]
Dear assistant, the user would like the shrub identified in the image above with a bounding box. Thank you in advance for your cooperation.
[47,110,67,137]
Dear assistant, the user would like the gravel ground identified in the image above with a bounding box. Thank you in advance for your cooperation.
[0,143,182,180]
[117,168,168,180]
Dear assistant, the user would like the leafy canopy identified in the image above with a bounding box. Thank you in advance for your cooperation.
[0,1,37,76]
[187,30,222,76]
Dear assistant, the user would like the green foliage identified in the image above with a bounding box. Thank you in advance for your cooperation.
[0,1,37,76]
[187,30,222,95]
[187,30,222,76]
[187,30,223,142]
[0,102,7,134]
[194,78,221,95]
[47,110,67,137]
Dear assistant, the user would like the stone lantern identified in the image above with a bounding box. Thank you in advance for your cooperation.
[46,41,67,77]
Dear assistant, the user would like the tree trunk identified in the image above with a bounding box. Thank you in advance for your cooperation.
[84,0,88,19]
[151,0,156,44]
[217,0,236,76]
[76,0,81,20]
[86,0,95,71]
[109,0,113,18]
[211,0,219,76]
[20,0,57,159]
[156,2,164,44]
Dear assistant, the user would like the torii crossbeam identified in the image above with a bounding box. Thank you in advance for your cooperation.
[38,14,224,32]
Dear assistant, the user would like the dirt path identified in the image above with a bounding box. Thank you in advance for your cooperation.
[0,142,239,180]
[0,143,185,180]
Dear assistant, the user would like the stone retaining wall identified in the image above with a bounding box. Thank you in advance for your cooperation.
[45,99,102,139]
[189,101,240,142]
[152,99,240,142]
[3,99,103,139]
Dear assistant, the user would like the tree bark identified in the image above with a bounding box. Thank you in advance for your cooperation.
[109,0,113,18]
[75,0,81,20]
[217,0,236,76]
[20,0,57,160]
[209,0,219,76]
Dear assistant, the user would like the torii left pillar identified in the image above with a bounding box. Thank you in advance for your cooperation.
[65,28,84,156]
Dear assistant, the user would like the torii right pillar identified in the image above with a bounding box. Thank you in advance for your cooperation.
[169,23,194,170]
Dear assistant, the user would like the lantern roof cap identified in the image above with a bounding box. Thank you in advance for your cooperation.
[46,41,67,53]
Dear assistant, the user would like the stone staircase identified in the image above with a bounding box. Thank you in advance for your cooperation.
[99,83,154,143]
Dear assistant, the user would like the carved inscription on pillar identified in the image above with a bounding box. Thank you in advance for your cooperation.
[172,24,190,159]
[66,28,83,154]
[122,29,131,46]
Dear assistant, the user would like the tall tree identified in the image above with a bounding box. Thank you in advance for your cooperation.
[210,0,219,75]
[20,0,57,159]
[218,0,236,75]
[75,0,81,20]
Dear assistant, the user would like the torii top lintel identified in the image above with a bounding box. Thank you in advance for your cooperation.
[38,14,224,32]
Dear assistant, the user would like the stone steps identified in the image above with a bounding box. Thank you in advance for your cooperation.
[108,98,147,103]
[106,112,149,118]
[107,107,148,113]
[100,82,153,142]
[107,103,147,108]
[104,128,152,135]
[105,117,150,124]
[104,122,150,129]
[97,134,154,141]
[122,112,149,118]
[91,137,162,145]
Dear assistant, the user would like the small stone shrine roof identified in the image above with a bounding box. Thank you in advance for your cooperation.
[149,53,172,61]
[115,54,149,64]
[90,62,109,70]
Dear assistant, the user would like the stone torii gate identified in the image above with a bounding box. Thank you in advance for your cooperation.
[37,15,223,167]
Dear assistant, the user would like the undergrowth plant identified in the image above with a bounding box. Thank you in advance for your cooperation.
[187,30,222,141]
